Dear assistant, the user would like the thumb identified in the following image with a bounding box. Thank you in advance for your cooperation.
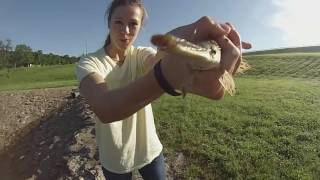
[242,41,252,49]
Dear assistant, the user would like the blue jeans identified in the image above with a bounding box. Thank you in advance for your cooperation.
[102,153,166,180]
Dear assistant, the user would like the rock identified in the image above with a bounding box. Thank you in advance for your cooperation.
[49,143,54,149]
[19,155,25,160]
[84,160,96,170]
[91,166,105,180]
[39,141,46,146]
[25,174,37,180]
[53,136,61,143]
[67,155,82,176]
[174,152,186,170]
[132,170,143,180]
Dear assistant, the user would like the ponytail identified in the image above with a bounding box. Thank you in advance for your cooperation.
[103,34,111,48]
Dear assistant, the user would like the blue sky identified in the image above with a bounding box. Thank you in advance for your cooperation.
[1,0,319,56]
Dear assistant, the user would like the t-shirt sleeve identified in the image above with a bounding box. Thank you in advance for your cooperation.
[136,47,156,75]
[75,56,101,84]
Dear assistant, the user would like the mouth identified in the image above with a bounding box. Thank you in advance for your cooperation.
[120,38,130,44]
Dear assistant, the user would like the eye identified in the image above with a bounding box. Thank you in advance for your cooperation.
[129,22,139,27]
[114,20,122,25]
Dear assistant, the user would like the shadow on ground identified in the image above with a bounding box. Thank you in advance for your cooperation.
[0,97,95,180]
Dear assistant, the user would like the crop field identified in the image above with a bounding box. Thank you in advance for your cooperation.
[244,53,320,79]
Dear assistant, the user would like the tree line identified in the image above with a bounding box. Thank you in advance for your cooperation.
[0,38,79,69]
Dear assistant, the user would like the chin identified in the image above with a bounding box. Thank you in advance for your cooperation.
[115,44,129,52]
[120,43,132,49]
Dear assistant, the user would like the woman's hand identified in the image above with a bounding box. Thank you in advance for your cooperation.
[160,17,251,99]
[187,22,252,99]
[224,22,252,75]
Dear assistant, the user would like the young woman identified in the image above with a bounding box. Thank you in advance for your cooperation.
[75,0,251,179]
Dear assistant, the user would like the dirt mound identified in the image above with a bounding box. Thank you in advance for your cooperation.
[0,87,99,179]
[0,87,73,153]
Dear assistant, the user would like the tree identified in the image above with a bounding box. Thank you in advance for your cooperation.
[33,50,42,65]
[11,44,34,68]
[0,39,13,69]
[62,54,70,64]
[4,39,12,51]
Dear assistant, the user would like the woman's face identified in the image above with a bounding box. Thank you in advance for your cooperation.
[109,5,143,51]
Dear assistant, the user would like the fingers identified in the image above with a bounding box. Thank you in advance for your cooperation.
[216,36,240,72]
[194,19,252,50]
[224,22,252,74]
[195,16,230,40]
[225,22,252,49]
[219,23,231,34]
[216,23,241,73]
[223,23,242,75]
[225,22,241,48]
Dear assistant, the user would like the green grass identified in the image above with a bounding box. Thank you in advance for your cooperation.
[0,64,77,91]
[153,77,320,179]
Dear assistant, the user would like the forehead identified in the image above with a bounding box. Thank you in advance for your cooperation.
[111,5,143,22]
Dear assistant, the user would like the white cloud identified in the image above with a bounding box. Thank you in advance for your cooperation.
[271,0,320,47]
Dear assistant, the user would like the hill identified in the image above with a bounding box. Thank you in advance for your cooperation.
[243,53,320,79]
[244,46,320,55]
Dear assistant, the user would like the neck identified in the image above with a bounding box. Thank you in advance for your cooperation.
[105,44,128,61]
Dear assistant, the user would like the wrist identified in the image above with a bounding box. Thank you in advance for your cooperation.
[153,60,182,96]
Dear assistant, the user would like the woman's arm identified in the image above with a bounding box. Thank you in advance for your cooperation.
[80,70,164,123]
[144,54,159,73]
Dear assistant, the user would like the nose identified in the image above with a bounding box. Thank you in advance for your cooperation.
[121,25,130,35]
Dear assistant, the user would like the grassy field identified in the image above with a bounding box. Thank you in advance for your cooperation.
[152,53,320,179]
[153,77,320,179]
[0,64,77,91]
[1,53,320,179]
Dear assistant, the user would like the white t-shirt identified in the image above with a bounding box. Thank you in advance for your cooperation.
[75,46,163,173]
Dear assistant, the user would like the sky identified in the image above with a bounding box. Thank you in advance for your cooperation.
[0,0,319,57]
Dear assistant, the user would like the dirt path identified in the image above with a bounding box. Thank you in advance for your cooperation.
[0,87,185,180]
[0,87,105,179]
[0,87,73,152]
